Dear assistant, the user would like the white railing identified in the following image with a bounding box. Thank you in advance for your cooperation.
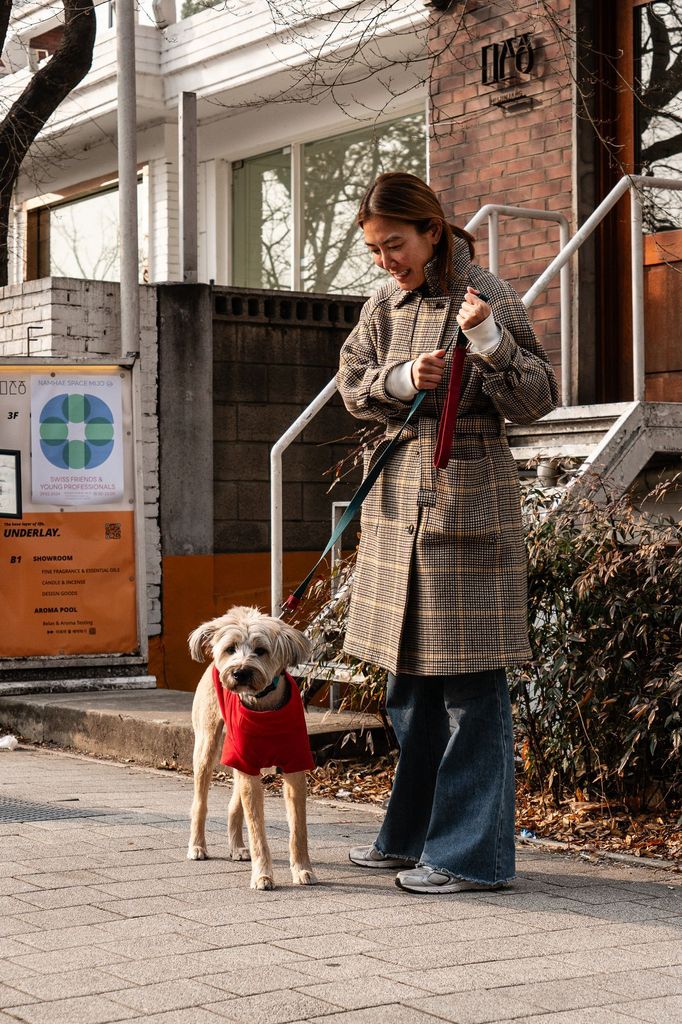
[270,174,682,613]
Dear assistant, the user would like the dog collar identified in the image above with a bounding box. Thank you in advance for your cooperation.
[253,675,280,700]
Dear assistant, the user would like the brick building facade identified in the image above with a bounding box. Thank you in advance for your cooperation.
[429,0,573,394]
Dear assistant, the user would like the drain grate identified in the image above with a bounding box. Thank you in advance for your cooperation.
[0,796,104,823]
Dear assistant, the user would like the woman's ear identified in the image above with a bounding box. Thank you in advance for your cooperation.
[430,219,443,245]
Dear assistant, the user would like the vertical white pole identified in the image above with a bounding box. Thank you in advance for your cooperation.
[117,0,139,357]
[179,91,198,284]
[630,186,646,403]
[224,159,233,286]
[488,210,499,275]
[291,142,303,291]
[559,220,571,406]
[270,448,283,615]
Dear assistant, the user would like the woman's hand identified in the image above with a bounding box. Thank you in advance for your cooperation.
[456,287,491,332]
[411,349,446,390]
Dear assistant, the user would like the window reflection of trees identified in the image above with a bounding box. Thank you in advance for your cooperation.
[636,0,682,232]
[47,179,148,282]
[260,168,292,291]
[234,114,426,295]
[302,114,426,294]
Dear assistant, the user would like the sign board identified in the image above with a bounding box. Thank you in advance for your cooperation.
[0,364,139,659]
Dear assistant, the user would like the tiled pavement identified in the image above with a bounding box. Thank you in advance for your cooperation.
[0,746,680,1024]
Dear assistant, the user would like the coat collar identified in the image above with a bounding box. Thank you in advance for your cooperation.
[389,235,472,309]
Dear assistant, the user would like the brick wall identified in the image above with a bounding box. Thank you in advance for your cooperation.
[428,0,574,391]
[0,278,161,637]
[212,287,364,553]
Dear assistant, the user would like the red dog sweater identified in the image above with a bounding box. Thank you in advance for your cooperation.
[212,666,314,776]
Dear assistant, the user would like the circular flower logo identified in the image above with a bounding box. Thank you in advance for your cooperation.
[39,393,115,470]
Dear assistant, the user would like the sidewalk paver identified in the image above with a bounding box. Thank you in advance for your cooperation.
[0,745,679,1024]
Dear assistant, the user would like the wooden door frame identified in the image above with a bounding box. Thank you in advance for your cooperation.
[597,0,682,401]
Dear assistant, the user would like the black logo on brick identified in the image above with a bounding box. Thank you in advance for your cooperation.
[482,33,534,85]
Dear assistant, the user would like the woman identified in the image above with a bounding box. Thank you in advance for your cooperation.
[336,172,558,894]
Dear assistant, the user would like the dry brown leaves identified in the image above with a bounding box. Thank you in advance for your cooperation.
[266,755,682,865]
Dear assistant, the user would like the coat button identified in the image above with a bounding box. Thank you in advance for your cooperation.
[407,524,415,534]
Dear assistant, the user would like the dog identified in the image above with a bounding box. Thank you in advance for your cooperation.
[186,606,316,890]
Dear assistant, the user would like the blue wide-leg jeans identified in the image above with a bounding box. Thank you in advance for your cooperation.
[374,669,516,885]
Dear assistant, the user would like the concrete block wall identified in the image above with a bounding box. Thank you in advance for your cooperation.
[0,278,161,637]
[212,287,365,553]
[428,0,573,389]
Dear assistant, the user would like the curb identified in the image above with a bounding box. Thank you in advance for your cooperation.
[518,834,681,872]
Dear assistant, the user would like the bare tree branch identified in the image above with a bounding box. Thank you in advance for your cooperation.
[0,0,97,285]
[0,0,12,57]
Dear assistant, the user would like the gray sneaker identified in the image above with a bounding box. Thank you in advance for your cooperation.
[396,865,508,894]
[349,845,416,869]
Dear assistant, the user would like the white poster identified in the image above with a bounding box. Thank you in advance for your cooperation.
[31,374,124,506]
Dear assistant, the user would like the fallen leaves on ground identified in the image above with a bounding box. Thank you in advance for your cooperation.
[263,754,682,865]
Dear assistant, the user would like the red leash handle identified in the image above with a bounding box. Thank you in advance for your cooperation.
[433,341,467,470]
[433,291,490,470]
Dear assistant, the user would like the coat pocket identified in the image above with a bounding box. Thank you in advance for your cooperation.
[426,455,500,540]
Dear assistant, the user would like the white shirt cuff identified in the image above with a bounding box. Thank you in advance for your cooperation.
[385,361,418,401]
[463,312,502,355]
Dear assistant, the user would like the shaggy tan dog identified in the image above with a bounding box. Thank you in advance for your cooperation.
[186,606,316,890]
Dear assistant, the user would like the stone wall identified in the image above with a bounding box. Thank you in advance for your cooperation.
[211,287,364,553]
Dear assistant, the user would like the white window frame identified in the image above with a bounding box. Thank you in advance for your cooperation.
[226,106,426,290]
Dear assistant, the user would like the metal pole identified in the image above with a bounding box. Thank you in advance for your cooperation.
[116,0,139,357]
[179,91,198,284]
[270,376,338,613]
[559,220,571,406]
[523,177,631,308]
[271,447,283,617]
[488,210,499,276]
[291,142,303,291]
[630,186,646,402]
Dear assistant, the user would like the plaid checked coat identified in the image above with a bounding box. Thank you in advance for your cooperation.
[336,237,559,675]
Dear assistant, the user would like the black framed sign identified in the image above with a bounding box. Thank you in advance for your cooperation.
[0,450,22,519]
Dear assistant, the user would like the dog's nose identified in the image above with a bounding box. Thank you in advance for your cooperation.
[232,668,252,684]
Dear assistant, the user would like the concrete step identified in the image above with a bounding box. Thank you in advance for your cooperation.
[0,676,156,696]
[0,688,384,771]
[507,402,628,462]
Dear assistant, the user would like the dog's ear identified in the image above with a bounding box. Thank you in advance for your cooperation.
[273,622,312,670]
[188,617,227,662]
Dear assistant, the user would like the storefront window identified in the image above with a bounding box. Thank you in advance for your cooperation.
[636,0,682,231]
[302,113,427,294]
[27,175,149,282]
[232,149,292,290]
[231,112,426,295]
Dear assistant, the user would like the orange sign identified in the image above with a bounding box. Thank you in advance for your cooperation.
[0,511,138,657]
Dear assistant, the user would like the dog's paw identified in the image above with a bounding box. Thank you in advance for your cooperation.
[252,875,275,890]
[229,846,251,862]
[291,866,317,886]
[187,845,208,861]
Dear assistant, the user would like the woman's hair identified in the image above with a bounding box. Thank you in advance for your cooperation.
[357,172,475,293]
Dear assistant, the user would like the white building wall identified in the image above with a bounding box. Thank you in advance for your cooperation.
[148,123,180,282]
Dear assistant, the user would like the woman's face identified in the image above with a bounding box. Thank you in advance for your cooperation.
[362,215,441,291]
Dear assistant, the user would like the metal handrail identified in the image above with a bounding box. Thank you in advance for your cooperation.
[270,174,682,613]
[467,204,571,406]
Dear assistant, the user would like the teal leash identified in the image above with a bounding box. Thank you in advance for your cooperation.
[281,293,489,616]
[281,387,428,614]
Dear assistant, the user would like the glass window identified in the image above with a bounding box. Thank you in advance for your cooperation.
[230,112,427,295]
[28,176,149,282]
[232,148,293,290]
[302,112,426,294]
[636,1,682,231]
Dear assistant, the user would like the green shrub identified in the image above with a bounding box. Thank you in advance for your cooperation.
[306,480,681,810]
[511,481,681,809]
